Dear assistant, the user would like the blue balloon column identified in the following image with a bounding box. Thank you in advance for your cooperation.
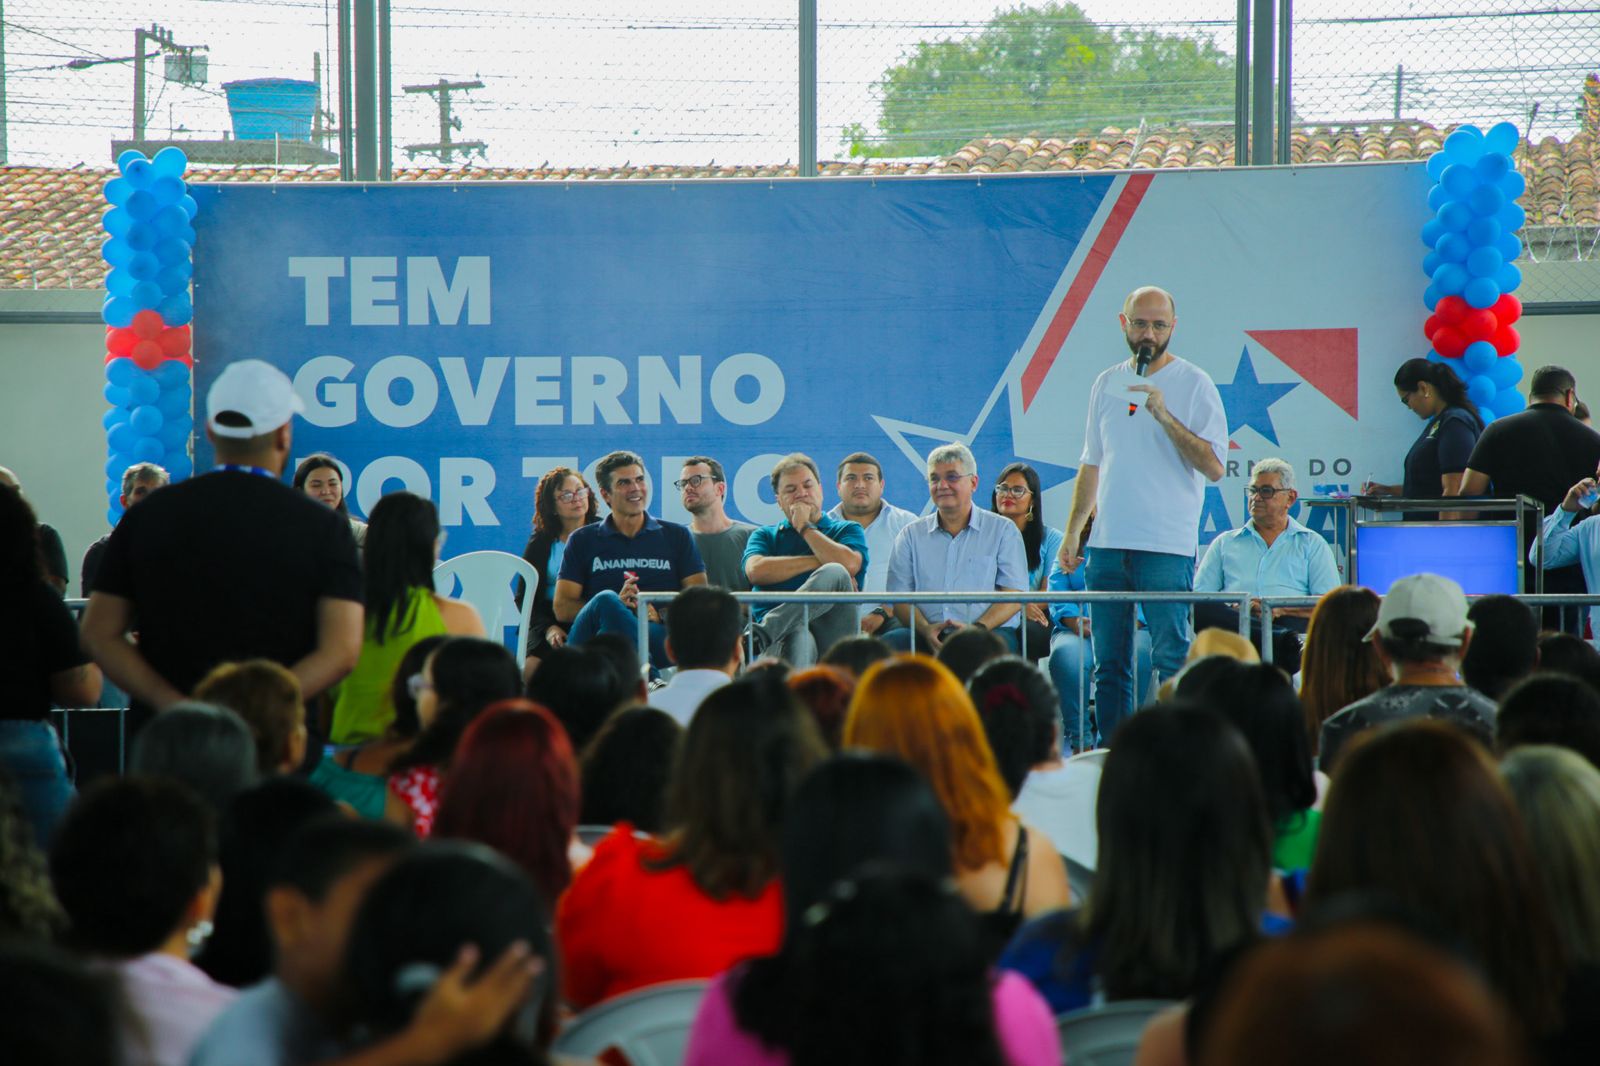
[1419,122,1527,422]
[100,147,196,525]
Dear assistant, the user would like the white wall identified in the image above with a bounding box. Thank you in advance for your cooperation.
[1520,312,1600,400]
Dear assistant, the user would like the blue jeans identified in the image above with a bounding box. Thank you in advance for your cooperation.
[0,720,75,848]
[569,591,669,670]
[1085,548,1194,743]
[1048,627,1153,752]
[883,623,1021,655]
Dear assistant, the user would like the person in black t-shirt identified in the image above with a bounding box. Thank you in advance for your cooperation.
[1461,365,1600,628]
[82,361,363,732]
[1364,359,1483,513]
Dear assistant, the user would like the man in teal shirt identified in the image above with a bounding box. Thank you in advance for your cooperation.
[743,453,868,666]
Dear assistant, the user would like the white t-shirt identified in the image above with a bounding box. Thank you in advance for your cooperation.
[1013,759,1102,871]
[1081,355,1227,557]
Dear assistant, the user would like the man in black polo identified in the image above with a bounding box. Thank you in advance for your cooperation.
[1461,364,1600,629]
[82,360,364,732]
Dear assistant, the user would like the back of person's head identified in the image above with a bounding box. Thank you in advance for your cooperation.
[50,776,217,957]
[0,770,63,941]
[193,659,306,775]
[771,868,1008,1066]
[787,666,856,751]
[1497,672,1600,770]
[525,644,623,755]
[1185,627,1260,665]
[1529,364,1576,399]
[272,815,416,901]
[129,700,259,811]
[967,657,1059,798]
[1500,745,1600,967]
[393,637,522,774]
[666,585,744,670]
[389,634,450,738]
[363,492,442,642]
[1197,921,1521,1066]
[434,701,580,906]
[934,626,1009,684]
[818,635,893,678]
[1308,720,1563,1033]
[1090,704,1272,1000]
[579,706,683,833]
[661,672,826,899]
[1300,585,1388,752]
[1534,632,1600,689]
[345,843,554,1063]
[0,941,122,1066]
[578,632,647,706]
[1371,573,1472,666]
[0,482,39,587]
[197,777,338,987]
[844,656,1012,874]
[1175,659,1316,827]
[1462,595,1539,701]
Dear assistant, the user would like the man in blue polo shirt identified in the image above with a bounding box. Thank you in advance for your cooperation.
[1192,457,1339,672]
[554,450,706,669]
[743,453,867,666]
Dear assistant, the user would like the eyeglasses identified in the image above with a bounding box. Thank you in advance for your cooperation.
[1128,319,1172,333]
[556,488,590,503]
[405,672,433,700]
[929,472,972,486]
[1245,485,1290,499]
[1399,390,1416,408]
[673,474,719,489]
[994,485,1031,499]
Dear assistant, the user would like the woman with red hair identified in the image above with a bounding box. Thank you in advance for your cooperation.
[843,656,1070,935]
[432,699,581,907]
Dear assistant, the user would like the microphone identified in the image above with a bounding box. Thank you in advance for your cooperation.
[1128,344,1154,416]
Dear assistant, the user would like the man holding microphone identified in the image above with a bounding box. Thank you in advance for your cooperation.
[1057,286,1227,741]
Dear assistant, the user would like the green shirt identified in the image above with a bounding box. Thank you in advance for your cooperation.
[330,586,448,744]
[1273,807,1321,872]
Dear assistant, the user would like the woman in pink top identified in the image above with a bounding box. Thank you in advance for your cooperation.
[684,754,1059,1066]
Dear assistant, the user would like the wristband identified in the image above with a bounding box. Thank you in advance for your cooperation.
[872,606,892,621]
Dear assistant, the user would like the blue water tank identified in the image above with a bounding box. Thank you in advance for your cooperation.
[221,78,319,141]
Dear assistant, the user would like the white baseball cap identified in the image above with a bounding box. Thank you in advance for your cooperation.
[1365,573,1472,647]
[206,360,305,439]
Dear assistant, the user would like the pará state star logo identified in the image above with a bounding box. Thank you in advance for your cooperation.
[1217,347,1299,447]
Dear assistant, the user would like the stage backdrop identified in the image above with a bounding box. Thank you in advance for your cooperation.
[191,165,1432,564]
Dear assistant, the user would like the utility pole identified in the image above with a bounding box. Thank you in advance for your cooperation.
[402,78,485,164]
[1394,65,1404,120]
[130,25,203,141]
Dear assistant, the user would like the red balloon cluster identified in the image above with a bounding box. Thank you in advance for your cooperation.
[1422,293,1521,360]
[105,308,193,370]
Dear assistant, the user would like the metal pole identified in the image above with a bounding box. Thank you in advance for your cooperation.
[1234,0,1250,166]
[379,0,392,180]
[133,27,148,141]
[337,0,354,179]
[354,0,378,180]
[1251,0,1275,165]
[0,0,8,164]
[1276,0,1292,165]
[1394,64,1404,120]
[798,0,817,176]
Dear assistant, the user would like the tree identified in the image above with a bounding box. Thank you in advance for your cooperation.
[844,3,1236,158]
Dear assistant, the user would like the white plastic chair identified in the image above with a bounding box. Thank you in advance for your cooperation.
[433,551,539,669]
[551,980,708,1066]
[1056,999,1178,1066]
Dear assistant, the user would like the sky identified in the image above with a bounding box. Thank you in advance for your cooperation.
[3,0,1594,168]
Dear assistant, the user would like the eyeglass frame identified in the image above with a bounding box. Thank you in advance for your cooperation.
[994,484,1032,499]
[1127,318,1173,333]
[555,487,591,503]
[405,672,433,701]
[1244,485,1293,500]
[673,474,722,490]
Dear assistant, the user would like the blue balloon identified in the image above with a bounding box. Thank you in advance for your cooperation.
[104,455,132,482]
[102,208,133,238]
[1426,348,1446,363]
[1466,246,1504,278]
[105,358,139,387]
[131,437,165,463]
[123,158,154,187]
[155,237,190,266]
[116,149,146,175]
[1441,163,1478,199]
[153,204,189,237]
[1436,233,1470,263]
[175,223,197,245]
[166,454,194,482]
[105,269,137,297]
[1439,202,1473,231]
[1433,262,1469,295]
[106,478,121,498]
[103,177,133,206]
[154,360,191,387]
[1426,152,1450,180]
[1474,152,1511,182]
[1466,216,1501,246]
[159,293,194,326]
[102,405,132,429]
[1420,219,1445,247]
[1467,374,1497,407]
[157,386,191,418]
[104,383,132,408]
[102,295,137,328]
[130,280,163,309]
[1496,262,1523,293]
[152,145,189,178]
[126,251,160,280]
[150,175,185,206]
[125,189,159,221]
[157,414,193,450]
[108,422,141,453]
[1463,276,1501,308]
[1489,357,1523,389]
[1499,202,1526,232]
[179,194,199,220]
[1499,170,1527,199]
[1422,251,1443,277]
[101,237,134,268]
[1463,341,1498,375]
[1468,184,1505,216]
[105,505,124,526]
[156,264,192,295]
[128,373,161,406]
[1494,387,1527,416]
[1485,121,1519,155]
[1445,126,1486,162]
[1427,184,1451,212]
[130,405,164,435]
[1497,232,1523,261]
[125,225,158,252]
[1423,285,1442,311]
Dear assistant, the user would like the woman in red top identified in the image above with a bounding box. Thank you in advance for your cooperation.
[557,672,826,1008]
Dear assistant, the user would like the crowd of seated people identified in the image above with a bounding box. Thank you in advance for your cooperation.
[20,397,1600,1066]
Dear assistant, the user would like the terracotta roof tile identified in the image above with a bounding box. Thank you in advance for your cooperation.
[4,121,1595,288]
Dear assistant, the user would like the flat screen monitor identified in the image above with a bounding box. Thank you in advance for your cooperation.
[1353,522,1521,595]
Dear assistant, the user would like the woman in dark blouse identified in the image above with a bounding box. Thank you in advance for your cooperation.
[1366,358,1483,505]
[520,466,598,679]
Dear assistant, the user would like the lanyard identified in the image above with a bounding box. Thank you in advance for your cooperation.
[214,464,278,479]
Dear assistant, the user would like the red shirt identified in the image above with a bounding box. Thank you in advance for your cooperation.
[556,824,783,1008]
[389,766,440,837]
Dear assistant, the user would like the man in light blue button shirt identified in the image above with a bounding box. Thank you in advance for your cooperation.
[1193,458,1340,672]
[885,442,1028,653]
